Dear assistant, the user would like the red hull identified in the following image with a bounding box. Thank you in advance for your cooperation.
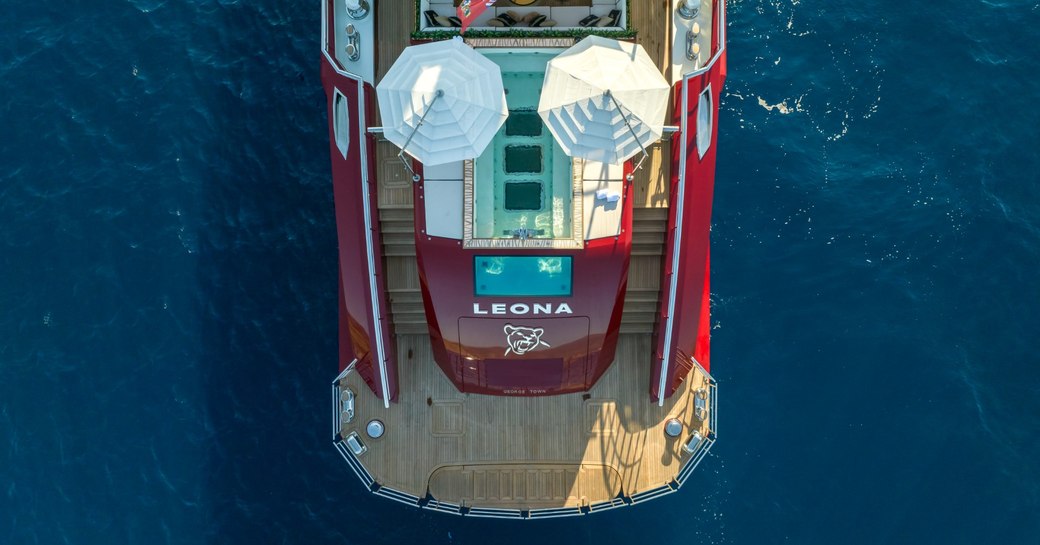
[321,62,398,404]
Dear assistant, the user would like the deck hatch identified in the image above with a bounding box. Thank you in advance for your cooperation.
[484,358,564,392]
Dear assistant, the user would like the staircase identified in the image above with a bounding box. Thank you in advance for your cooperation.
[377,207,428,335]
[622,207,667,334]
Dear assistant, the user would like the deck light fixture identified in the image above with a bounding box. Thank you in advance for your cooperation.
[366,419,386,439]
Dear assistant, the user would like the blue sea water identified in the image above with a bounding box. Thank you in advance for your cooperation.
[2,1,1039,543]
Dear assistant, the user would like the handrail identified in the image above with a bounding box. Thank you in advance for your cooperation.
[684,0,726,80]
[655,0,725,406]
[322,0,392,407]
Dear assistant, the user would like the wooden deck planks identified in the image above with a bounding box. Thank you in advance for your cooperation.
[374,140,414,208]
[630,139,672,209]
[340,334,712,506]
[628,0,674,209]
[630,0,673,76]
[373,0,415,126]
[428,463,620,509]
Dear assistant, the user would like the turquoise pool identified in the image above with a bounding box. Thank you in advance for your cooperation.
[474,256,572,297]
[473,50,573,241]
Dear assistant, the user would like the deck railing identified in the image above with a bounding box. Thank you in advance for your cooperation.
[321,0,346,74]
[699,0,726,77]
[322,0,395,408]
[677,378,718,485]
[656,0,726,406]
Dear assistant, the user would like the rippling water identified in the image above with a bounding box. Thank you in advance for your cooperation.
[2,1,1039,543]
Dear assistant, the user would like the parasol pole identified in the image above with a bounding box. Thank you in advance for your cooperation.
[396,89,444,182]
[606,90,650,182]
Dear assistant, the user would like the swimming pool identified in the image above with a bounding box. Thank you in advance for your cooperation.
[474,255,573,297]
[470,49,576,243]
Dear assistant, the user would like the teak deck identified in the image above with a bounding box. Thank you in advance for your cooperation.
[340,335,712,508]
[336,3,714,509]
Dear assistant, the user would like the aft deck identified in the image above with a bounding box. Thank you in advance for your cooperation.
[337,334,714,511]
[328,0,721,515]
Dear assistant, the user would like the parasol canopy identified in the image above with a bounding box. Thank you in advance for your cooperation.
[376,37,507,167]
[537,35,670,166]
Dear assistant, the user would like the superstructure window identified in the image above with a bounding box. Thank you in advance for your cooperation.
[474,256,572,297]
[696,84,712,159]
[333,88,350,159]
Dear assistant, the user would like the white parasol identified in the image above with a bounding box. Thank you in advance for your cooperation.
[537,36,670,172]
[376,37,507,176]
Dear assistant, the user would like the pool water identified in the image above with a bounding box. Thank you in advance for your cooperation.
[504,181,542,210]
[474,256,573,297]
[503,144,541,174]
[505,111,542,136]
[472,51,574,241]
